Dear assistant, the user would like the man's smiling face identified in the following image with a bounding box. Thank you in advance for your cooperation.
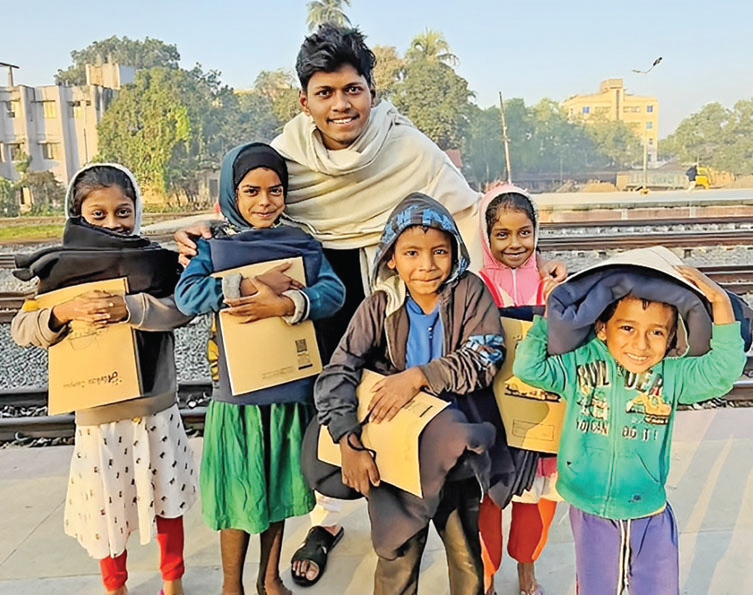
[299,63,376,150]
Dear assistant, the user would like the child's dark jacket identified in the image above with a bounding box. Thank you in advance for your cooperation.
[314,193,512,558]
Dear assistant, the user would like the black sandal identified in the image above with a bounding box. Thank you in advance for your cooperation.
[290,526,345,587]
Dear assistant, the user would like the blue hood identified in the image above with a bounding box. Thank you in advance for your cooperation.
[371,192,471,290]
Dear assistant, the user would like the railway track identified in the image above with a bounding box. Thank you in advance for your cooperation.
[538,229,753,251]
[1,264,750,324]
[0,381,212,442]
[1,376,751,442]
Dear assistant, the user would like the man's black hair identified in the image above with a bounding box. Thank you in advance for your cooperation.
[296,23,376,91]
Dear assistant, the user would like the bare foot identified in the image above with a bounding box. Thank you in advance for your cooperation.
[163,577,184,595]
[257,576,293,595]
[105,587,126,595]
[518,561,543,594]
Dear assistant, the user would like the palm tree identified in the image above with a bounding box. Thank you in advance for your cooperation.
[306,0,352,30]
[406,28,458,66]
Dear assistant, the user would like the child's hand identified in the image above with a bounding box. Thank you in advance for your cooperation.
[339,433,380,496]
[255,262,304,295]
[538,254,568,283]
[51,291,127,329]
[175,223,212,267]
[367,368,427,423]
[224,278,295,322]
[676,265,734,324]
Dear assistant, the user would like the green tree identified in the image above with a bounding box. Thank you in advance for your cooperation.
[392,59,473,150]
[55,36,180,85]
[405,29,458,66]
[231,91,281,142]
[585,117,642,168]
[96,67,193,200]
[306,0,351,30]
[462,104,505,189]
[254,69,300,124]
[662,100,753,174]
[0,177,19,217]
[372,45,404,100]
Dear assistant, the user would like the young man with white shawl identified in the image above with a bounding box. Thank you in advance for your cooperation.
[175,24,564,588]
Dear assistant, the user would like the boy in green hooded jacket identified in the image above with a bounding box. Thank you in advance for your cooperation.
[513,266,746,594]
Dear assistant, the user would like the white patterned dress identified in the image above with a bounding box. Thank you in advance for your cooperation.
[64,403,198,559]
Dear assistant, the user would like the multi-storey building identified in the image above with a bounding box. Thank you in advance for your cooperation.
[0,63,134,189]
[562,79,658,164]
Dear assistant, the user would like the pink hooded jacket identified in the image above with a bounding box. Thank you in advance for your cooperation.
[478,183,544,307]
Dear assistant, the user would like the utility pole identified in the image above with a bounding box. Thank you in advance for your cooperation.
[0,62,20,87]
[499,92,512,184]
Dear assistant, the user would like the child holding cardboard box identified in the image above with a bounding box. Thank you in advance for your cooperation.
[174,142,345,595]
[11,164,197,595]
[477,184,563,595]
[314,193,507,595]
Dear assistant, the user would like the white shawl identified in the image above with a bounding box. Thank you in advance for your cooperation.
[271,100,481,251]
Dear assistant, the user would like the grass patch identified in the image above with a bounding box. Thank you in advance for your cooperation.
[0,224,64,243]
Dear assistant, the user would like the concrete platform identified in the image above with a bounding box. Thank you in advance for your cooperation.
[1,408,752,594]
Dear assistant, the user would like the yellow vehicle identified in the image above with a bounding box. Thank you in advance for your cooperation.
[694,166,711,189]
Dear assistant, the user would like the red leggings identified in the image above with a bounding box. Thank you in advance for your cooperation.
[479,497,557,591]
[99,516,185,591]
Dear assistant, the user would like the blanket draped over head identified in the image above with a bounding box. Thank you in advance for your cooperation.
[13,217,181,396]
[272,100,480,252]
[547,246,713,357]
[13,163,181,397]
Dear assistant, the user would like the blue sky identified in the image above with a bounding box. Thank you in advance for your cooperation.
[3,0,752,137]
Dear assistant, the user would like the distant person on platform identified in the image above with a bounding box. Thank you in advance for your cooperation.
[175,23,566,587]
[685,164,698,190]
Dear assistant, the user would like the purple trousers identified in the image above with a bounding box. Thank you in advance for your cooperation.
[569,503,679,595]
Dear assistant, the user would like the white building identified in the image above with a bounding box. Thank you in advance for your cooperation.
[0,63,134,188]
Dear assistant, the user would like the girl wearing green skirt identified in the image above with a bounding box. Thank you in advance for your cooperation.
[175,143,345,595]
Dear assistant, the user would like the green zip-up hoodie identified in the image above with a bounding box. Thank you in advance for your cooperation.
[513,316,745,520]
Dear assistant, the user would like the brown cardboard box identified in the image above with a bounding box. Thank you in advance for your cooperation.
[35,277,142,415]
[494,317,565,453]
[317,369,449,497]
[212,257,322,395]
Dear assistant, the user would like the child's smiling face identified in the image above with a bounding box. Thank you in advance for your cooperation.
[489,208,535,268]
[80,186,136,235]
[387,226,453,312]
[596,297,676,374]
[236,167,285,228]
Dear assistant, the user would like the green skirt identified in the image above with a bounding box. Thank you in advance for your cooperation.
[201,400,315,534]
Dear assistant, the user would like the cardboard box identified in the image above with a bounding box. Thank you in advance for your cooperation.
[317,369,449,498]
[35,277,142,415]
[212,257,322,395]
[494,317,565,453]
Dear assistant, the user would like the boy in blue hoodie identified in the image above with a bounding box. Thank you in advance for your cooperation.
[513,260,746,595]
[315,193,507,595]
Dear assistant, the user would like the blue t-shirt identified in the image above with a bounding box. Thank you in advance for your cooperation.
[405,296,444,368]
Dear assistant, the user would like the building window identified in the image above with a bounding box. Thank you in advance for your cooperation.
[42,101,57,119]
[646,121,653,129]
[41,143,60,160]
[648,137,654,145]
[8,100,20,118]
[647,105,654,113]
[9,144,25,161]
[582,106,590,114]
